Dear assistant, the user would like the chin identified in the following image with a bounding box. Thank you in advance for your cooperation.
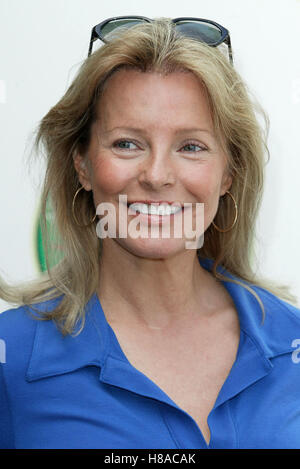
[116,237,188,260]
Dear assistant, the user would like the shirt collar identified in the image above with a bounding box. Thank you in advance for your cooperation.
[200,257,298,359]
[26,257,298,387]
[26,294,107,381]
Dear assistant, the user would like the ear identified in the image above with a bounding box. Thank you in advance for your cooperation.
[220,168,233,196]
[73,152,92,191]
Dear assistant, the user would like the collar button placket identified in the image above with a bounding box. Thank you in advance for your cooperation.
[161,405,210,449]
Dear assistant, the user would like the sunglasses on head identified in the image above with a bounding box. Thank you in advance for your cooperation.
[88,15,233,65]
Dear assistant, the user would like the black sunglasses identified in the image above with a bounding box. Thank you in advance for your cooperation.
[88,15,233,64]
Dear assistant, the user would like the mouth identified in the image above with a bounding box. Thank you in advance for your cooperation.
[127,202,184,216]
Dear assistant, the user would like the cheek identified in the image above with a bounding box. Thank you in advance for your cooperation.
[91,158,134,197]
[181,165,225,228]
[181,165,222,201]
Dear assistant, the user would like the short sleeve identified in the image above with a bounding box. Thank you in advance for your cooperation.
[0,363,14,448]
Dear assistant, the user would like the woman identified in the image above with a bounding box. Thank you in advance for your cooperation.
[0,17,300,449]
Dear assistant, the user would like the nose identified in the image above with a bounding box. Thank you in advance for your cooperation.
[137,149,176,190]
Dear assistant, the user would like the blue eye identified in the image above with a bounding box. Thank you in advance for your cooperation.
[112,139,207,154]
[182,143,206,152]
[113,140,137,150]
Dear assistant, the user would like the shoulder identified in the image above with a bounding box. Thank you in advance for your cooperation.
[252,285,300,322]
[219,265,300,356]
[0,296,63,371]
[244,284,300,356]
[0,293,105,385]
[221,264,300,326]
[0,304,38,353]
[0,295,63,339]
[0,297,62,449]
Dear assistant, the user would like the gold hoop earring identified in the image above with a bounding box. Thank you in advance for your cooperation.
[212,190,238,233]
[72,186,97,227]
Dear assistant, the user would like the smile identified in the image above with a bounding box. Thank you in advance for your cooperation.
[128,203,183,216]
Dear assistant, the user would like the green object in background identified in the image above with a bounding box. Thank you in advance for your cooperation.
[36,197,64,272]
[36,220,47,272]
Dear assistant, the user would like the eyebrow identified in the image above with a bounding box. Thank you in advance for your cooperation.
[103,126,213,135]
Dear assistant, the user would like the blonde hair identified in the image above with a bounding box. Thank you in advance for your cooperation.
[1,17,297,335]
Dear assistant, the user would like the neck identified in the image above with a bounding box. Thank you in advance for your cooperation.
[97,240,219,329]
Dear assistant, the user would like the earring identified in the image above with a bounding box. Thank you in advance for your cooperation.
[72,186,97,227]
[212,190,238,233]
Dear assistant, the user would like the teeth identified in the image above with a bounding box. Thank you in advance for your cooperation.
[129,203,182,216]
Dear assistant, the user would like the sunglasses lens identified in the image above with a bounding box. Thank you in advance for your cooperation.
[101,18,147,40]
[175,20,223,45]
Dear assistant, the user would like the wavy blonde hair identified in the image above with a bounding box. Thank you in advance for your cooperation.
[1,17,297,335]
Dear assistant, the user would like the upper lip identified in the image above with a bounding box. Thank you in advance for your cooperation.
[127,200,183,206]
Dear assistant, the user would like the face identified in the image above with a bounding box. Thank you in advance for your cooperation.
[73,69,232,259]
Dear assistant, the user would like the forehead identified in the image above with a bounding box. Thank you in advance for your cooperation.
[96,69,213,131]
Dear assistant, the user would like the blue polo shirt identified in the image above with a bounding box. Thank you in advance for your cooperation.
[1,257,300,449]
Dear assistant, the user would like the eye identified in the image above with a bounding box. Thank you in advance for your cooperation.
[113,139,139,150]
[181,142,208,153]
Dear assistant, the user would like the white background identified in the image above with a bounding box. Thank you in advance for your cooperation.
[0,0,300,313]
